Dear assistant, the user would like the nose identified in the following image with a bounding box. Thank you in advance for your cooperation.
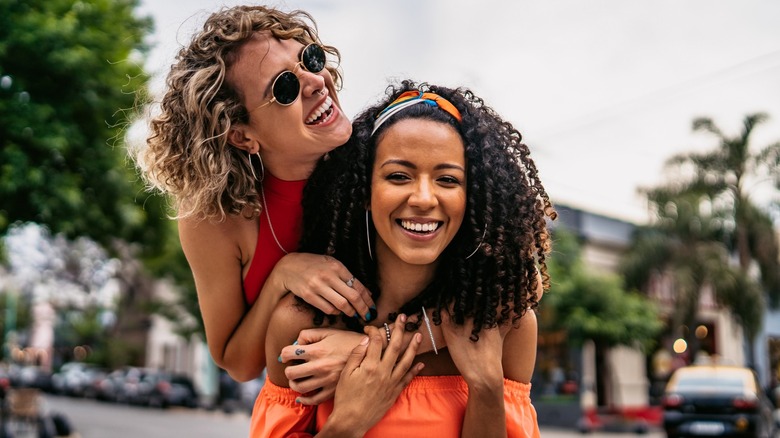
[408,178,438,210]
[298,68,326,99]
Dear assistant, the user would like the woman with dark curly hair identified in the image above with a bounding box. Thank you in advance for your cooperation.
[133,5,375,394]
[252,81,555,437]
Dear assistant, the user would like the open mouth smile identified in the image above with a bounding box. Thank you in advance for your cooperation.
[305,96,334,125]
[398,219,443,234]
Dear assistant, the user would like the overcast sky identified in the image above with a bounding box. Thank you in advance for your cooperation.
[136,0,780,224]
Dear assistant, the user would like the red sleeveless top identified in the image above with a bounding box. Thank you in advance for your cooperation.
[242,173,306,305]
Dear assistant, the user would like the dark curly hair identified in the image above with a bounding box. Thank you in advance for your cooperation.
[300,81,556,340]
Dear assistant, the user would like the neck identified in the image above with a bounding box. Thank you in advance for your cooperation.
[375,248,437,318]
[262,150,323,181]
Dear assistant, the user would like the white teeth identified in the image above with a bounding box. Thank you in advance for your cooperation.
[306,96,333,124]
[400,220,440,233]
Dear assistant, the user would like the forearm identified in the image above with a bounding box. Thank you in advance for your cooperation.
[462,380,506,438]
[219,270,287,381]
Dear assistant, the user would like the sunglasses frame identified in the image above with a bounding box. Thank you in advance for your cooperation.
[250,43,327,112]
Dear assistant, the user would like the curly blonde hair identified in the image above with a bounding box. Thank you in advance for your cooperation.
[136,6,342,221]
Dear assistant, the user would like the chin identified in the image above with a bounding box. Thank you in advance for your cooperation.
[398,251,442,266]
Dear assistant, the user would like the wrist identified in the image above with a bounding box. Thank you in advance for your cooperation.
[466,372,504,397]
[268,253,295,297]
[319,411,366,438]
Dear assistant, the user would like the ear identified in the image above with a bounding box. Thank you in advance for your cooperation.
[228,125,259,153]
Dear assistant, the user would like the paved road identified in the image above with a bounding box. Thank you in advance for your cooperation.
[541,426,663,438]
[39,394,250,438]
[34,394,663,438]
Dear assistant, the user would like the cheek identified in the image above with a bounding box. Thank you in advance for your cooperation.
[451,191,467,225]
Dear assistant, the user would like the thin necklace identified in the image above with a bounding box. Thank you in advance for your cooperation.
[260,184,289,255]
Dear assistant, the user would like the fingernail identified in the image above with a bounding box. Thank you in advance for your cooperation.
[295,398,301,404]
[360,336,369,345]
[354,313,359,319]
[277,356,282,363]
[293,340,298,345]
[370,304,377,310]
[365,312,372,321]
[400,314,407,323]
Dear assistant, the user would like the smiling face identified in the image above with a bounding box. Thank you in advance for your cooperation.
[227,34,352,179]
[370,118,467,269]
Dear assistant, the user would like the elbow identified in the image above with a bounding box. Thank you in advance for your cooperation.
[210,351,262,383]
[226,366,261,383]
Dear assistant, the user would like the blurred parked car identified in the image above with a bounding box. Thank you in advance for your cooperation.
[662,364,775,438]
[90,367,134,402]
[10,364,52,391]
[115,367,150,404]
[135,370,199,409]
[52,362,105,397]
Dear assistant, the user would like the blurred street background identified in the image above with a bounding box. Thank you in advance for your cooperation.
[36,393,665,438]
[1,0,779,437]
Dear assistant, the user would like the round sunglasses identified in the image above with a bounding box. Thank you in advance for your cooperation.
[251,43,327,112]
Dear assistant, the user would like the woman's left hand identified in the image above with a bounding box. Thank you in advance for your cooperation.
[439,310,503,389]
[279,328,365,405]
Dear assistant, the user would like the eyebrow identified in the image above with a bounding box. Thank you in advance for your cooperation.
[379,159,465,172]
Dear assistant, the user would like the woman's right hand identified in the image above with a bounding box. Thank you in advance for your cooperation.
[318,315,424,438]
[275,253,375,320]
[279,328,364,405]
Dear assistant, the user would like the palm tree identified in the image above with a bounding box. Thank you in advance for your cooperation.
[665,113,780,306]
[622,191,764,364]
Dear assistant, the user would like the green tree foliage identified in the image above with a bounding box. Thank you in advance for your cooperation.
[622,192,764,347]
[656,114,780,306]
[0,0,169,257]
[0,0,200,344]
[545,228,663,352]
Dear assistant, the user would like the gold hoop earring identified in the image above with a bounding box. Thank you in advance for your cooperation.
[247,151,257,181]
[256,152,265,182]
[248,151,265,182]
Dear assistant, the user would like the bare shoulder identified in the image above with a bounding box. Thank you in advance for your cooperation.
[502,310,538,384]
[179,213,258,267]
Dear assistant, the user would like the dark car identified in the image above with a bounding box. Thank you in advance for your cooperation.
[90,367,134,402]
[662,365,775,438]
[136,371,199,409]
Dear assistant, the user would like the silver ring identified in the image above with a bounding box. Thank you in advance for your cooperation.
[346,276,355,288]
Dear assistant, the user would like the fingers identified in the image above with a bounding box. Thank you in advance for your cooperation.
[288,375,330,395]
[381,314,407,361]
[400,362,426,389]
[295,386,335,406]
[330,276,374,321]
[283,360,316,381]
[294,328,327,346]
[342,335,370,376]
[400,332,422,364]
[279,342,309,364]
[361,326,385,367]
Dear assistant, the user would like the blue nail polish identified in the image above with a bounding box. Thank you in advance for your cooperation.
[365,312,372,321]
[295,398,301,404]
[354,313,359,319]
[293,340,298,345]
[277,356,282,363]
[370,305,377,310]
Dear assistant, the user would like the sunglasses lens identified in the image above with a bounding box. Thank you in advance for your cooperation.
[272,71,300,105]
[301,44,326,73]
